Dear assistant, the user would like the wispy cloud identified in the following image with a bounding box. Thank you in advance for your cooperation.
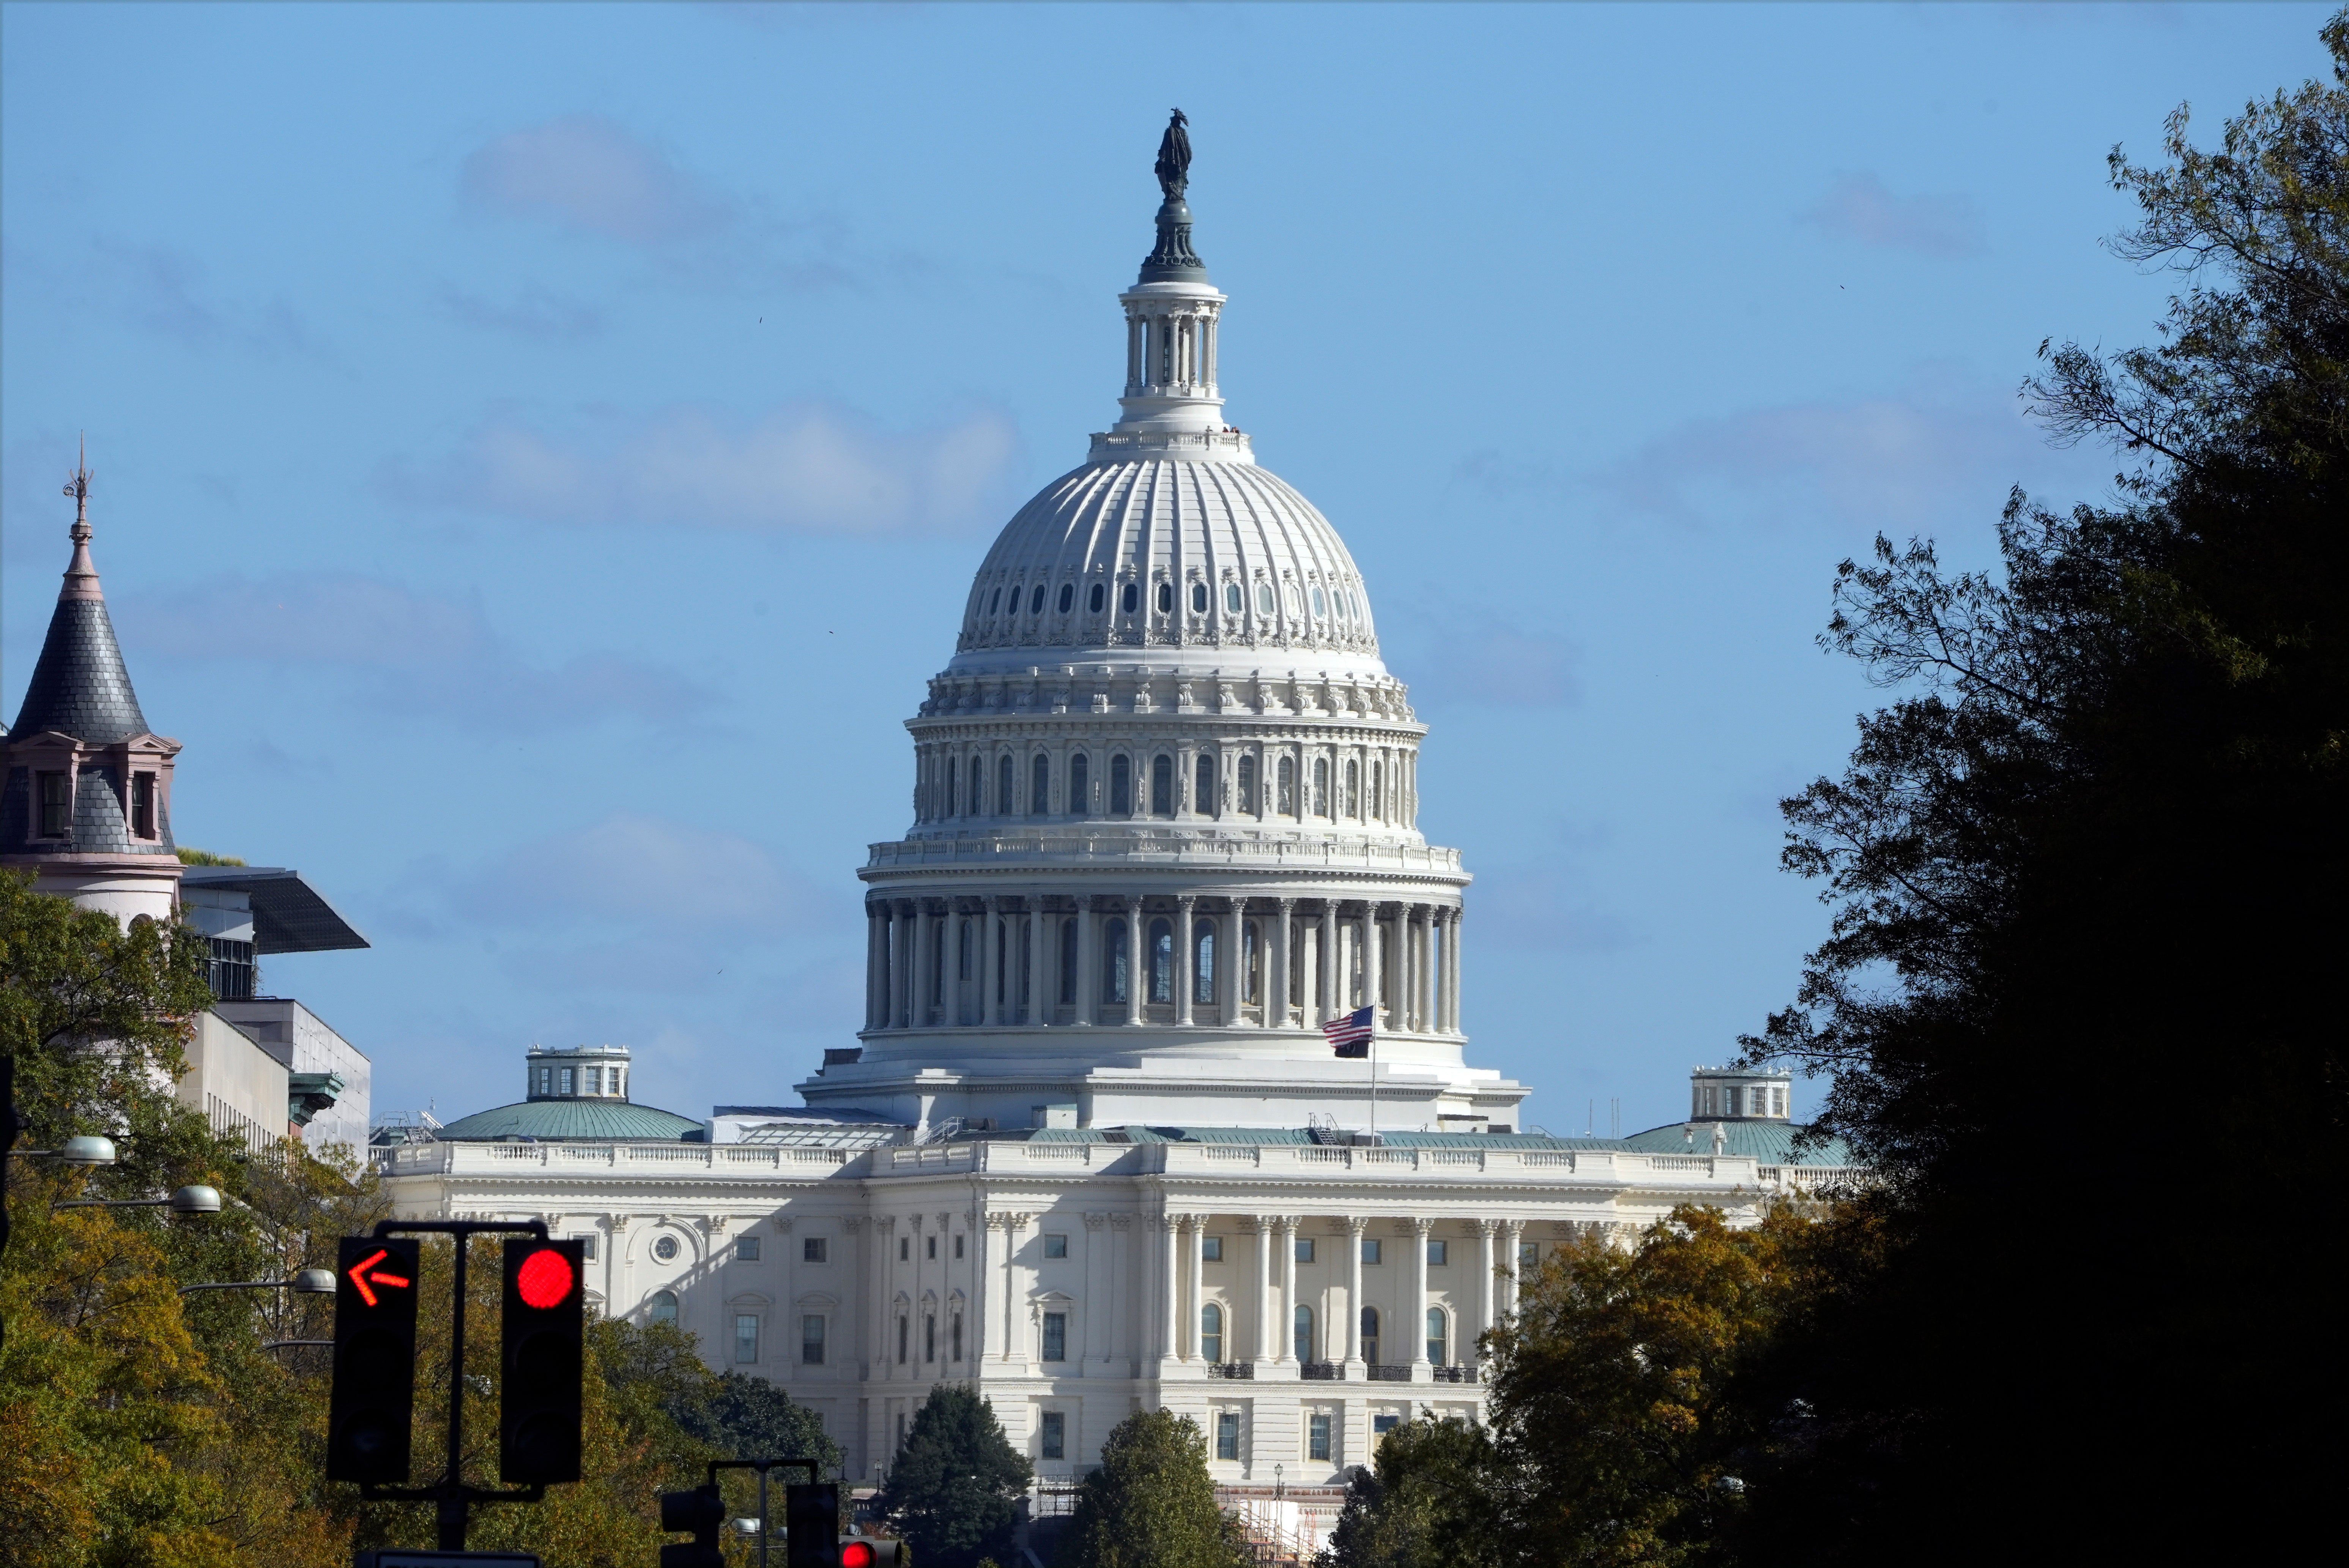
[1597,370,2063,532]
[383,401,1019,536]
[1798,172,1986,258]
[462,117,721,245]
[437,282,605,342]
[71,239,332,360]
[119,573,710,733]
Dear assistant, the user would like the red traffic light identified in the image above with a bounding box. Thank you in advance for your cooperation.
[514,1247,575,1309]
[842,1542,876,1568]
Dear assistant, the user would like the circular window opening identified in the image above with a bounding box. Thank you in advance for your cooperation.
[653,1235,681,1263]
[1225,582,1244,615]
[1122,582,1139,614]
[1189,582,1208,615]
[1030,584,1046,615]
[1311,586,1328,618]
[1059,583,1074,613]
[1156,582,1174,615]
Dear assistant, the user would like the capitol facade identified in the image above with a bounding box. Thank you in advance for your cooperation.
[377,124,1848,1520]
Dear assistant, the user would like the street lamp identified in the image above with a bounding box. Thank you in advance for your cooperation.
[180,1268,337,1297]
[7,1135,118,1166]
[55,1184,222,1215]
[1274,1462,1284,1501]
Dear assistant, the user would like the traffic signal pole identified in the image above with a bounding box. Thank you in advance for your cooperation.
[355,1218,555,1551]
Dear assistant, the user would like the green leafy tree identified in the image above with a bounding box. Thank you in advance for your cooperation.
[1737,16,2349,1563]
[1056,1409,1248,1568]
[671,1370,842,1473]
[878,1385,1031,1568]
[1319,1416,1499,1568]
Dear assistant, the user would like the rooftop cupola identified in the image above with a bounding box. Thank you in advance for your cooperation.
[526,1043,633,1102]
[1689,1065,1792,1122]
[1110,110,1232,441]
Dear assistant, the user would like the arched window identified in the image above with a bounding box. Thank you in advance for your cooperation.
[1194,753,1215,816]
[1194,920,1216,1005]
[969,757,985,815]
[1237,754,1257,813]
[1277,756,1297,815]
[1311,585,1328,618]
[1151,754,1174,816]
[1104,919,1129,1004]
[1090,582,1106,613]
[1110,754,1132,815]
[1201,1302,1224,1364]
[1121,582,1139,615]
[1294,1304,1316,1364]
[1243,921,1260,1005]
[1189,581,1208,615]
[1148,918,1174,1002]
[1370,760,1383,822]
[1030,583,1046,615]
[1058,582,1074,613]
[1345,758,1361,818]
[1070,752,1090,815]
[1031,753,1051,816]
[1360,1306,1381,1366]
[1257,581,1275,615]
[988,588,1002,615]
[1060,918,1078,1004]
[945,759,958,817]
[1312,758,1331,817]
[1156,582,1174,615]
[999,755,1015,815]
[649,1291,679,1327]
[1426,1307,1447,1366]
[1224,581,1243,615]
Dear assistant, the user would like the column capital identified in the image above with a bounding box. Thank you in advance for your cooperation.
[1500,1217,1525,1238]
[1175,893,1196,909]
[876,1215,898,1233]
[1108,1212,1134,1230]
[1083,1212,1109,1231]
[1474,1218,1502,1237]
[1274,895,1297,912]
[839,1216,867,1233]
[1407,1216,1436,1237]
[1340,1215,1369,1237]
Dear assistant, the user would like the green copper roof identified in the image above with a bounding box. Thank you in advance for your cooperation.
[1620,1120,1854,1166]
[433,1099,704,1142]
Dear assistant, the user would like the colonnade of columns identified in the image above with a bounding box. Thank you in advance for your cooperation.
[863,894,1465,1035]
[1152,1212,1525,1377]
[1124,303,1220,398]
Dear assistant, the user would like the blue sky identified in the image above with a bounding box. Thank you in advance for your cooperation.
[4,2,2329,1136]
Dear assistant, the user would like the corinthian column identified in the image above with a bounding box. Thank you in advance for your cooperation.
[1409,1218,1434,1371]
[1027,901,1049,1027]
[1123,897,1145,1025]
[1076,895,1100,1026]
[982,896,1003,1027]
[1175,895,1197,1026]
[1269,898,1294,1029]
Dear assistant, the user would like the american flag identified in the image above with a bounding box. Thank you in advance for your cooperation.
[1323,1005,1374,1058]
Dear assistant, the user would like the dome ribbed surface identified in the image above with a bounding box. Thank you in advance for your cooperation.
[953,457,1379,663]
[433,1099,704,1142]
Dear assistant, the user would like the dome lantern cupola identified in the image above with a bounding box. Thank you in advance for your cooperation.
[1109,109,1232,443]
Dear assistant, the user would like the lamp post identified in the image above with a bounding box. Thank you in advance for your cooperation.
[6,1134,119,1166]
[55,1184,222,1215]
[180,1268,337,1296]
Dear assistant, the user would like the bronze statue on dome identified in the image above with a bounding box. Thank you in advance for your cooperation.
[1155,109,1191,199]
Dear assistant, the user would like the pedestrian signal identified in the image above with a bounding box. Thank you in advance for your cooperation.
[785,1483,842,1568]
[499,1238,585,1483]
[657,1483,725,1568]
[328,1236,422,1481]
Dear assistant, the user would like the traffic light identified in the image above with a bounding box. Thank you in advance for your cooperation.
[785,1482,842,1568]
[328,1236,422,1481]
[838,1536,902,1568]
[658,1483,725,1568]
[499,1238,585,1483]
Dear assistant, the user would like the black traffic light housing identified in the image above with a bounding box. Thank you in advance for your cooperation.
[785,1482,842,1568]
[658,1483,726,1568]
[328,1236,423,1481]
[499,1238,586,1483]
[838,1538,901,1568]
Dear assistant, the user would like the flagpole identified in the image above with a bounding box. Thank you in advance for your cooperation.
[1369,1013,1377,1144]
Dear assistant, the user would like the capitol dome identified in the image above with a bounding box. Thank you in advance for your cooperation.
[809,118,1521,1140]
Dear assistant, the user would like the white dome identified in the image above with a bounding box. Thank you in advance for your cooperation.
[950,449,1382,679]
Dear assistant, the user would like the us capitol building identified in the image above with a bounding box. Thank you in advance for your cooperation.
[378,120,1848,1511]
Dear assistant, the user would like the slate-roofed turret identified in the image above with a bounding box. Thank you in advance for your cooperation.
[11,452,152,745]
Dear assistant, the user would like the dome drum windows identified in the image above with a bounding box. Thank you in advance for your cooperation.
[998,755,1015,816]
[1257,581,1276,615]
[1225,582,1244,615]
[1155,582,1174,616]
[1277,756,1297,816]
[1189,581,1209,616]
[1122,582,1140,615]
[1312,757,1331,818]
[1311,585,1328,619]
[1092,582,1108,614]
[1059,583,1075,614]
[1031,753,1051,816]
[1194,754,1215,817]
[1070,752,1091,815]
[1150,753,1175,816]
[1237,754,1259,815]
[1148,918,1174,1003]
[1110,754,1133,816]
[1030,584,1046,615]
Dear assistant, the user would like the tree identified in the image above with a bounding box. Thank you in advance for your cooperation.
[1736,16,2349,1562]
[1319,1415,1498,1568]
[670,1370,841,1475]
[1056,1409,1247,1568]
[878,1385,1031,1568]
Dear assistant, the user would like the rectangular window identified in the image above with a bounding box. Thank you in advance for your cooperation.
[1042,1311,1067,1362]
[1373,1414,1401,1436]
[1361,1239,1383,1265]
[899,1236,910,1262]
[952,1313,964,1362]
[736,1235,761,1262]
[1216,1411,1241,1461]
[735,1314,760,1364]
[559,1067,574,1095]
[1308,1413,1332,1462]
[1518,1242,1539,1269]
[36,772,68,838]
[926,1235,937,1260]
[575,1234,598,1261]
[1294,1237,1316,1264]
[926,1314,937,1362]
[1041,1410,1066,1460]
[1201,1236,1223,1263]
[131,773,156,838]
[802,1315,826,1365]
[1043,1233,1068,1259]
[955,1234,965,1260]
[897,1316,909,1363]
[803,1237,828,1264]
[1427,1240,1448,1266]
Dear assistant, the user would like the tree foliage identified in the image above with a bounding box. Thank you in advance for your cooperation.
[878,1385,1031,1568]
[1056,1409,1248,1568]
[1319,1416,1498,1568]
[1734,16,2349,1562]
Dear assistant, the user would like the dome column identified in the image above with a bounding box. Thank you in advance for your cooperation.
[1269,898,1295,1030]
[1174,896,1197,1026]
[1316,901,1339,1025]
[1216,898,1242,1026]
[1122,896,1145,1025]
[913,901,939,1028]
[1026,900,1049,1027]
[982,897,1004,1027]
[1076,895,1101,1026]
[1363,901,1385,1027]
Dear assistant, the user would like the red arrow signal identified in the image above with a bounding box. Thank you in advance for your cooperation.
[345,1246,414,1308]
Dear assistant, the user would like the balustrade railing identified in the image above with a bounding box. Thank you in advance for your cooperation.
[1298,1361,1343,1380]
[1365,1363,1412,1382]
[1207,1362,1254,1380]
[1430,1364,1479,1384]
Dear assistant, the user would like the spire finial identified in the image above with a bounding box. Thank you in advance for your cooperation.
[64,433,93,544]
[59,435,102,602]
